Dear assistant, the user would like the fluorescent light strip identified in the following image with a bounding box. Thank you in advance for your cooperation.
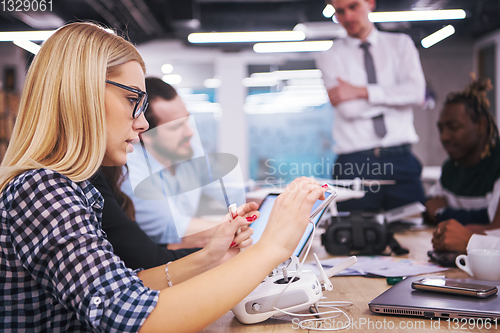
[421,25,455,48]
[0,30,54,41]
[0,28,114,42]
[13,40,41,54]
[188,31,305,43]
[242,77,280,87]
[253,41,333,53]
[161,64,173,74]
[369,9,466,23]
[162,74,182,85]
[323,4,335,18]
[250,69,322,80]
[274,69,322,80]
[204,77,222,89]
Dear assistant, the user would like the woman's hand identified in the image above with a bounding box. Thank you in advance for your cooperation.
[258,177,326,262]
[140,203,259,290]
[202,202,259,265]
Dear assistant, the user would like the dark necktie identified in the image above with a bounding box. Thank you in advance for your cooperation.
[360,42,387,138]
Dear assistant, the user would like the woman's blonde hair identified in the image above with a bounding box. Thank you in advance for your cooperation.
[0,22,145,192]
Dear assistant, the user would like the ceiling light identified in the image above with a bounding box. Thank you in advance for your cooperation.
[161,64,173,74]
[274,69,322,80]
[0,30,54,41]
[253,41,333,53]
[369,9,466,23]
[242,77,280,87]
[250,69,322,81]
[293,22,346,39]
[180,94,209,103]
[286,78,325,86]
[188,31,305,43]
[249,72,277,80]
[0,28,114,42]
[13,40,41,54]
[13,12,64,29]
[421,25,455,48]
[162,74,182,85]
[323,4,335,18]
[204,77,222,89]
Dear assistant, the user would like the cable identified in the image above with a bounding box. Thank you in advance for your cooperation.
[298,305,351,331]
[270,220,353,331]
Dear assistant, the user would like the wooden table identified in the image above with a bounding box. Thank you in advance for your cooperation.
[201,228,496,332]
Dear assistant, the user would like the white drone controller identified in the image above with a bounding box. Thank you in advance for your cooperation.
[232,255,357,324]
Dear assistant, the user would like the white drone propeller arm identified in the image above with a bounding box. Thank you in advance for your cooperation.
[324,256,357,278]
[314,253,333,291]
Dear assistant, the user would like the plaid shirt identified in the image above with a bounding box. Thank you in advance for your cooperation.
[0,169,159,332]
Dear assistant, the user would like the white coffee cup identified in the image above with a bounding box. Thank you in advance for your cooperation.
[455,249,500,281]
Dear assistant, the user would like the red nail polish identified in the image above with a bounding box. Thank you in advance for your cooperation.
[252,215,257,221]
[230,242,236,247]
[322,184,328,188]
[246,217,254,222]
[232,212,238,219]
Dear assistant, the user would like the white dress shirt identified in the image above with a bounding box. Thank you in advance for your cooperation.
[467,229,500,251]
[316,28,426,154]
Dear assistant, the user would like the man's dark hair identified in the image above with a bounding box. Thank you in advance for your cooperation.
[445,76,499,157]
[144,77,178,129]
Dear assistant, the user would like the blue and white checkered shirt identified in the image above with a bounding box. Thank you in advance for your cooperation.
[0,169,160,332]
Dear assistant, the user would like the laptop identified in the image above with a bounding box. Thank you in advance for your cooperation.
[369,276,500,319]
[250,191,334,258]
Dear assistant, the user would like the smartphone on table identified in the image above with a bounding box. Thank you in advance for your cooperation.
[412,277,498,298]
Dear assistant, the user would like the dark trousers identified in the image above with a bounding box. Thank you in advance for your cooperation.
[333,148,425,212]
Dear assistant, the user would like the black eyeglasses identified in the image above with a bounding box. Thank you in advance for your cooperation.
[106,80,149,119]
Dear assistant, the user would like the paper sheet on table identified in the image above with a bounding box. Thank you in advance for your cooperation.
[304,256,448,278]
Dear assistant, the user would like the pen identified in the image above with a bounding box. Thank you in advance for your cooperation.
[387,276,406,285]
[228,203,238,221]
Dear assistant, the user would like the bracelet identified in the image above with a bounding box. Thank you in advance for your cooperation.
[165,261,173,287]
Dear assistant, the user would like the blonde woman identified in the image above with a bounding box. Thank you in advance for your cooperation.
[0,22,327,332]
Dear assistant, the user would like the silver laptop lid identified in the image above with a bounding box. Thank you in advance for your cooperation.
[369,276,500,319]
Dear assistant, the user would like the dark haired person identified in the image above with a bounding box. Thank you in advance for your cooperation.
[122,77,245,249]
[90,167,200,269]
[430,78,500,252]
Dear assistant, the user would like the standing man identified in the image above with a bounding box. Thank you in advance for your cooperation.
[316,0,426,211]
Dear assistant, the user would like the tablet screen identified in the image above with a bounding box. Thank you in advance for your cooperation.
[250,191,333,257]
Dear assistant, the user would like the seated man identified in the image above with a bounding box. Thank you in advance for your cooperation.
[425,78,500,232]
[122,77,245,249]
[432,219,500,253]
